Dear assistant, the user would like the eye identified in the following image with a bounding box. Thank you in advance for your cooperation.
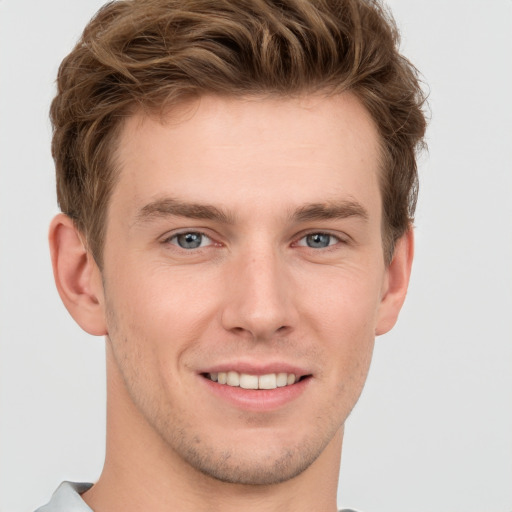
[297,233,339,249]
[168,232,213,249]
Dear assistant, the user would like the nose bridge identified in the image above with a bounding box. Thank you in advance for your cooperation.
[221,240,296,339]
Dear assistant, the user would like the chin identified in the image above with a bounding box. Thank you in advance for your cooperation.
[166,425,337,486]
[182,444,319,486]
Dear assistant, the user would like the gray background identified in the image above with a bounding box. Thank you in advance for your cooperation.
[0,1,511,511]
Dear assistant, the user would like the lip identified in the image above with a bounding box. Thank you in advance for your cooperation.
[198,362,312,412]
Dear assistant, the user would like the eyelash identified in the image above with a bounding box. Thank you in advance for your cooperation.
[294,232,343,249]
[164,231,215,250]
[163,230,346,251]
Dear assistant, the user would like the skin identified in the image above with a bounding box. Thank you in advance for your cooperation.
[50,93,413,512]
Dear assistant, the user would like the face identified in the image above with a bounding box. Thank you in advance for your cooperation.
[99,93,392,485]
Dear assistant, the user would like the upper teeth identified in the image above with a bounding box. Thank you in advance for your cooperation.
[208,371,297,390]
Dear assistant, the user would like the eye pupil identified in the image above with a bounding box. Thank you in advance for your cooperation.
[177,232,202,249]
[307,233,331,248]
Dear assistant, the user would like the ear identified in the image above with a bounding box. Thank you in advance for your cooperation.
[375,228,414,336]
[49,213,107,336]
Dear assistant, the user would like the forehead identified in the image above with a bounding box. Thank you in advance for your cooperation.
[111,93,382,220]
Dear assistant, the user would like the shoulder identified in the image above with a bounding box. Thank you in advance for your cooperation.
[35,482,93,512]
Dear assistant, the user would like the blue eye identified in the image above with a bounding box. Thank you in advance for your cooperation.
[170,232,212,249]
[298,233,338,249]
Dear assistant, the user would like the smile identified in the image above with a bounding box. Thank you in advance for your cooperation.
[205,371,299,390]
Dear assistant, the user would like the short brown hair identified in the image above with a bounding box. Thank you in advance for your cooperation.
[51,0,427,266]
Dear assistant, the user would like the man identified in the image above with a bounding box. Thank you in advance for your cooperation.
[38,0,426,510]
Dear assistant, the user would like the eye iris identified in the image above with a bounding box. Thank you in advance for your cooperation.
[307,233,331,248]
[177,232,202,249]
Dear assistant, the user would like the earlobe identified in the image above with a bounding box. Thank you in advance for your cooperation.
[375,228,414,336]
[49,213,107,336]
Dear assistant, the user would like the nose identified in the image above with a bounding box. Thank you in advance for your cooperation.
[220,246,298,341]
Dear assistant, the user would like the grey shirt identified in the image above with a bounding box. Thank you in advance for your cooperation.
[35,482,93,512]
[35,481,361,512]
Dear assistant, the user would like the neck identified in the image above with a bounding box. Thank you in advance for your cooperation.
[83,344,342,512]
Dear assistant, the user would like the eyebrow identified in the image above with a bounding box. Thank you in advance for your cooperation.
[291,201,369,223]
[134,197,369,226]
[135,197,235,225]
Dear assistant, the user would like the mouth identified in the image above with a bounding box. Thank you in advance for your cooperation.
[202,371,310,390]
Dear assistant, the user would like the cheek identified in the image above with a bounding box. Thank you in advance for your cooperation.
[296,266,380,387]
[298,263,384,334]
[105,263,220,369]
[110,259,214,318]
